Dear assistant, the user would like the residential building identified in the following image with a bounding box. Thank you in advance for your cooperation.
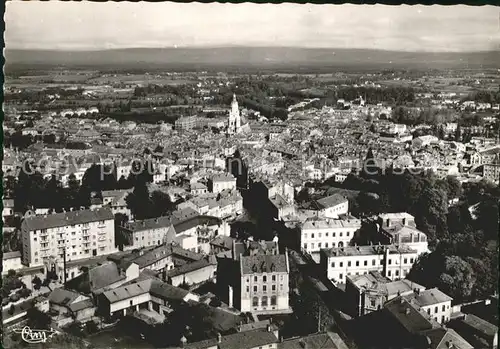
[361,213,429,255]
[312,194,349,219]
[164,255,217,287]
[2,199,15,221]
[21,208,115,268]
[345,271,426,317]
[484,163,500,183]
[102,189,132,218]
[404,288,454,324]
[301,217,361,254]
[175,116,197,131]
[2,251,23,274]
[319,244,420,284]
[208,173,237,193]
[98,278,200,320]
[217,240,290,314]
[449,313,499,349]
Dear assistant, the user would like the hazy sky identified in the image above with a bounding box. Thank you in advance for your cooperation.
[5,2,500,52]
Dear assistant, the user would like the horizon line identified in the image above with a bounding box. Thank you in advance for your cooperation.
[6,46,500,54]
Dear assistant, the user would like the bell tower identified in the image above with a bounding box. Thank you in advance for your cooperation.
[228,94,241,134]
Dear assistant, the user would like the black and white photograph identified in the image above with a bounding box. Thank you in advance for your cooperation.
[2,2,500,349]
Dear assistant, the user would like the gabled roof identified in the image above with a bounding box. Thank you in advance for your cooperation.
[48,288,85,306]
[384,297,436,334]
[218,328,279,349]
[404,288,453,307]
[314,194,348,210]
[279,332,349,349]
[422,328,473,349]
[459,313,498,338]
[89,262,126,292]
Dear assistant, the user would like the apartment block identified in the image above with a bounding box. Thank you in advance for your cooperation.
[21,208,115,268]
[319,244,420,284]
[301,217,361,253]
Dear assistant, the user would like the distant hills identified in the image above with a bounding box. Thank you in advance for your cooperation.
[5,47,500,71]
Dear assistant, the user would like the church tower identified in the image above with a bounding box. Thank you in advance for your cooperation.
[228,94,241,134]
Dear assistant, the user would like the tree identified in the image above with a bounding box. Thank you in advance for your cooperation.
[26,308,51,330]
[32,276,42,291]
[439,256,476,301]
[150,190,175,217]
[125,181,152,220]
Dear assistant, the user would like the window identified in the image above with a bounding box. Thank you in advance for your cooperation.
[370,299,376,307]
[355,261,359,267]
[348,261,351,267]
[304,243,308,249]
[372,259,376,266]
[272,275,276,282]
[254,286,258,292]
[311,233,315,238]
[427,309,431,315]
[271,296,277,305]
[380,260,383,265]
[246,286,250,292]
[388,259,392,265]
[442,305,446,311]
[263,275,267,282]
[339,273,343,279]
[263,285,267,292]
[364,260,367,266]
[247,278,250,283]
[331,262,335,268]
[395,270,399,276]
[434,307,438,314]
[326,233,329,237]
[130,300,133,306]
[318,233,322,238]
[340,262,343,267]
[311,243,315,249]
[333,232,336,237]
[441,316,445,323]
[280,284,283,291]
[318,243,322,248]
[410,258,414,263]
[340,232,343,237]
[252,297,259,306]
[346,232,350,237]
[325,243,329,248]
[388,270,391,276]
[404,258,408,264]
[272,285,276,291]
[254,276,258,282]
[355,272,359,276]
[262,296,268,306]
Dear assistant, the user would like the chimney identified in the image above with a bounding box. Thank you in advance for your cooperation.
[405,308,410,315]
[267,324,271,332]
[180,336,187,348]
[217,333,222,343]
[447,341,453,349]
[400,298,404,304]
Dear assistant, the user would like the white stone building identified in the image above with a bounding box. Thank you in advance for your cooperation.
[21,208,115,268]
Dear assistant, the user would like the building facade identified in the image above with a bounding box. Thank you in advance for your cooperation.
[319,244,420,284]
[227,94,242,135]
[21,208,115,268]
[301,218,361,254]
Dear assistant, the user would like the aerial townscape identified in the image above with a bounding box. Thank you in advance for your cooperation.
[2,3,500,349]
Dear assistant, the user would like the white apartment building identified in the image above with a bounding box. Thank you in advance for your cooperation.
[239,254,290,314]
[312,194,349,219]
[301,218,361,253]
[372,213,429,255]
[21,208,115,268]
[208,173,237,193]
[404,288,453,324]
[319,244,420,284]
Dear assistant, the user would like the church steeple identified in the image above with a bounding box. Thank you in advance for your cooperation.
[228,93,241,135]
